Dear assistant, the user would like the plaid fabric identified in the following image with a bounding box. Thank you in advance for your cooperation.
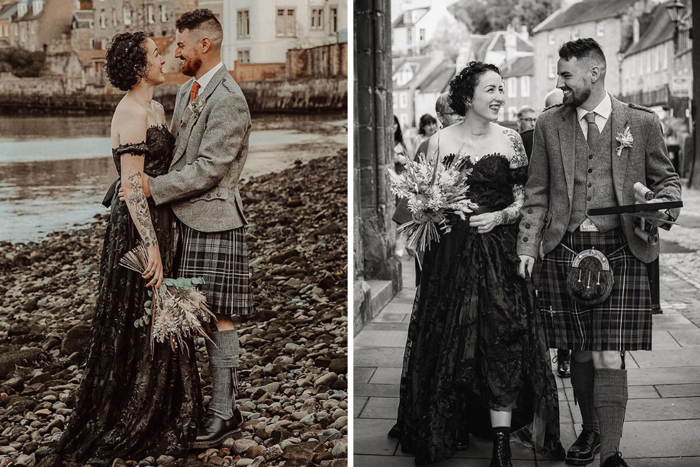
[177,223,253,316]
[539,228,651,351]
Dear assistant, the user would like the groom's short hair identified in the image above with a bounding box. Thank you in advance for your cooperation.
[176,8,223,49]
[558,38,606,67]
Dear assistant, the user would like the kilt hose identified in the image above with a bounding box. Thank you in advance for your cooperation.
[175,222,253,317]
[539,228,652,351]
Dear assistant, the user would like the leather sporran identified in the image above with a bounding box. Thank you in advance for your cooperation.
[565,248,614,306]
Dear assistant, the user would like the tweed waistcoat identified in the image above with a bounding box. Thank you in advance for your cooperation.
[567,118,620,232]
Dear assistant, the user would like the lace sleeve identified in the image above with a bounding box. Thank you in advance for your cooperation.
[495,130,528,226]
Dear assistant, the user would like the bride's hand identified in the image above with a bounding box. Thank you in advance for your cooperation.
[469,212,499,234]
[142,244,163,289]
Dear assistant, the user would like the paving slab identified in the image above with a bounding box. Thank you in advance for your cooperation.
[626,397,700,421]
[354,383,400,398]
[354,397,368,418]
[627,367,700,385]
[359,396,400,419]
[355,366,375,384]
[648,330,684,350]
[368,366,402,385]
[353,418,399,456]
[354,329,408,348]
[354,346,404,367]
[363,322,410,332]
[629,349,700,368]
[667,330,700,347]
[372,310,410,324]
[656,383,700,398]
[620,420,700,457]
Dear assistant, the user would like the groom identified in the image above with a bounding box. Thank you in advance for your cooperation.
[140,9,253,448]
[517,39,680,467]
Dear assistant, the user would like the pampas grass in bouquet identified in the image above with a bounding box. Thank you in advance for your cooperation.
[120,243,216,352]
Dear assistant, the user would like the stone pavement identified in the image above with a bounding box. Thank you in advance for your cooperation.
[354,252,700,467]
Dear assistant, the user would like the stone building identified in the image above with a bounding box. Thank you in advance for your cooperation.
[391,0,458,58]
[355,0,402,333]
[91,0,197,49]
[221,0,347,68]
[531,0,659,111]
[13,0,74,52]
[0,2,17,48]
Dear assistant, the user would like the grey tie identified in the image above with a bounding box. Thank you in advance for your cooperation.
[584,112,600,150]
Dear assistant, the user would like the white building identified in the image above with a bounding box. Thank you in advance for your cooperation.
[391,0,459,57]
[221,0,347,68]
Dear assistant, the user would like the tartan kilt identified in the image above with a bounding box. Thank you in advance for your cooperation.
[539,228,651,351]
[176,223,253,317]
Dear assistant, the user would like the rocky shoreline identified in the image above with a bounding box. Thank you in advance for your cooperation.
[0,153,348,467]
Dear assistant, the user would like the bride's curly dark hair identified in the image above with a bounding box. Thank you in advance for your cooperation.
[448,61,501,117]
[105,32,150,91]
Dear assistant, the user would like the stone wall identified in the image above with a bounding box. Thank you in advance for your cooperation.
[0,75,347,113]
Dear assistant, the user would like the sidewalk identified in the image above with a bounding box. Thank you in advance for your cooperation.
[354,252,700,467]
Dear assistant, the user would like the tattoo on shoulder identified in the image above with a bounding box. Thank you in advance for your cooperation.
[506,131,528,168]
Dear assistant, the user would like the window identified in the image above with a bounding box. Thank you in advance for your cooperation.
[311,8,323,30]
[100,12,105,28]
[400,113,409,129]
[237,49,250,64]
[596,21,604,37]
[32,0,42,14]
[148,5,154,24]
[399,93,408,108]
[237,9,250,38]
[520,76,530,97]
[548,32,555,45]
[507,77,517,98]
[123,6,131,26]
[330,7,338,34]
[276,9,295,37]
[3,25,7,37]
[419,28,425,42]
[112,9,117,26]
[661,44,668,70]
[547,56,556,79]
[160,5,167,23]
[407,27,413,44]
[508,106,518,121]
[17,2,27,17]
[653,46,659,71]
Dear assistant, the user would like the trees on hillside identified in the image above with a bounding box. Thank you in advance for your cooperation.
[450,0,562,35]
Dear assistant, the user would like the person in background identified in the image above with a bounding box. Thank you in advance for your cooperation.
[393,115,409,172]
[517,106,537,159]
[411,113,438,157]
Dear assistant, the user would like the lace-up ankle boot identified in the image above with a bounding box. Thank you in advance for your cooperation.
[490,427,512,467]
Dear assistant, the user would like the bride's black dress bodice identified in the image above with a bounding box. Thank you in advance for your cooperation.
[112,123,176,177]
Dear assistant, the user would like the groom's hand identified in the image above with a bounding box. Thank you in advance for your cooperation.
[518,255,535,279]
[118,174,151,201]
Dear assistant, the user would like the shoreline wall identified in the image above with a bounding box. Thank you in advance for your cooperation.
[0,76,347,114]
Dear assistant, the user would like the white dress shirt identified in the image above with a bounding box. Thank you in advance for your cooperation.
[192,61,224,98]
[576,92,612,140]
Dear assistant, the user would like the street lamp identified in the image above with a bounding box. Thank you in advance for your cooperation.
[665,1,686,25]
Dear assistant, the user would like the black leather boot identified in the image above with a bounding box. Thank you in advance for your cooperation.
[193,408,243,449]
[565,429,600,465]
[557,349,571,378]
[601,452,630,467]
[490,428,512,467]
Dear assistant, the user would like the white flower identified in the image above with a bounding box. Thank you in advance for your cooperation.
[615,127,633,156]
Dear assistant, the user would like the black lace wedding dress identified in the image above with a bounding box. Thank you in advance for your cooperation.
[53,125,202,464]
[390,154,565,464]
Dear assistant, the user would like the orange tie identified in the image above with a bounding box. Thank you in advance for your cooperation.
[189,81,200,102]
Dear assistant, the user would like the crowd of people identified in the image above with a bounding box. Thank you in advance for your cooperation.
[390,38,681,467]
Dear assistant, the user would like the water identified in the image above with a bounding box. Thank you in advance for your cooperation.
[0,113,346,243]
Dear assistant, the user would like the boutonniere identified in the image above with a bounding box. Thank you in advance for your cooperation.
[615,127,633,156]
[187,97,205,118]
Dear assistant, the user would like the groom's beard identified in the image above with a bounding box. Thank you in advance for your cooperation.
[181,57,202,77]
[562,86,591,108]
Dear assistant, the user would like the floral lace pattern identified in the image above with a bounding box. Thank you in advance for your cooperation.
[392,153,565,464]
[54,125,202,465]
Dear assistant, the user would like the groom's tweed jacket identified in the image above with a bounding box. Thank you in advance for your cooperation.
[517,96,681,264]
[149,64,251,232]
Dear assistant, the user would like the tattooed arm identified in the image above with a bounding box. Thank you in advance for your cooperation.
[494,129,527,225]
[469,129,527,234]
[114,108,163,288]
